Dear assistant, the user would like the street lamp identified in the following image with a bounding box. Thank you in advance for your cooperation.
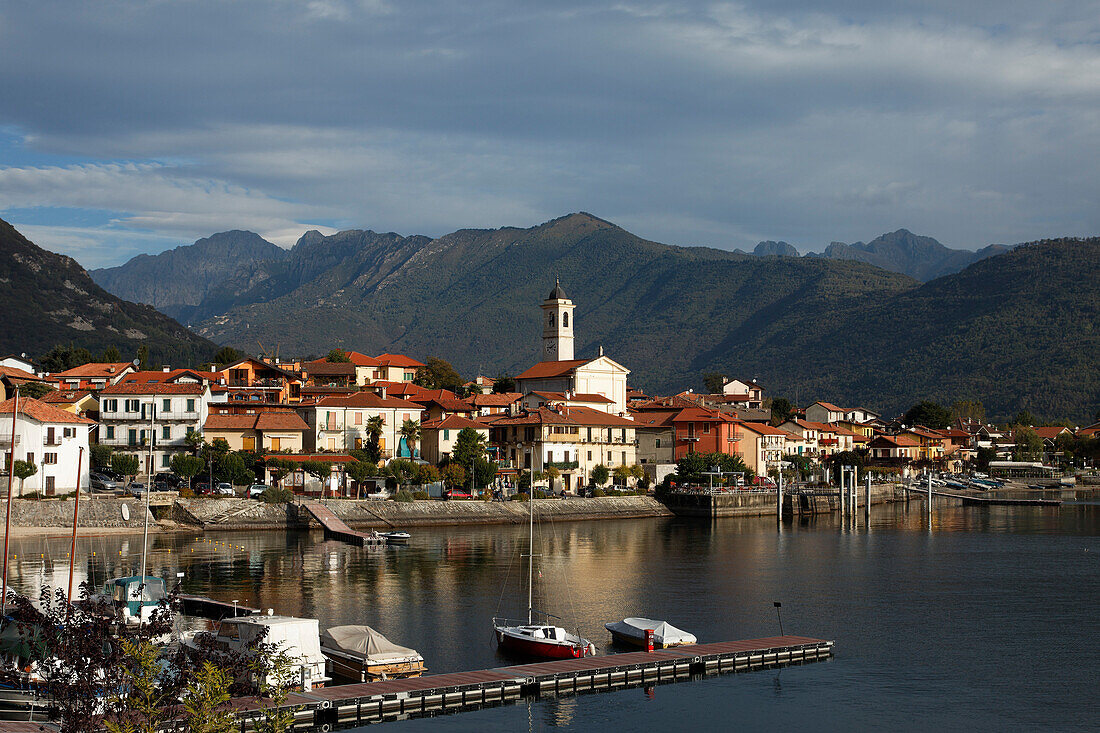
[773,601,784,636]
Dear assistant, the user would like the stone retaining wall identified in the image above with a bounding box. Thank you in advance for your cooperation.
[7,496,152,529]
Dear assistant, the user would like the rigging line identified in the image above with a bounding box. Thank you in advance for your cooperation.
[544,507,580,634]
[494,531,520,617]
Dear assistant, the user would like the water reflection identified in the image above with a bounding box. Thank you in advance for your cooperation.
[4,501,1097,731]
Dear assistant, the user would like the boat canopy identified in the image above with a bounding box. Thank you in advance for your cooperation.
[609,617,697,646]
[320,625,420,660]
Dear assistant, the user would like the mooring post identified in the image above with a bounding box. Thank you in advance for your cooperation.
[927,472,933,530]
[865,473,871,521]
[839,466,845,517]
[777,470,783,525]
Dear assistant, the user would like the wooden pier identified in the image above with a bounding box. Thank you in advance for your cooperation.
[231,635,833,730]
[902,485,1061,506]
[176,593,259,619]
[300,501,385,547]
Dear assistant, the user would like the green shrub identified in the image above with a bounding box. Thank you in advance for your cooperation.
[392,491,415,503]
[509,492,529,502]
[533,489,547,499]
[262,486,293,504]
[591,488,606,498]
[412,490,430,500]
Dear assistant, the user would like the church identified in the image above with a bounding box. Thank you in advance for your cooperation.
[514,281,631,416]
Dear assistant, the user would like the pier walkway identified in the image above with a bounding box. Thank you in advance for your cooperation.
[235,634,833,730]
[902,485,1061,506]
[300,501,385,546]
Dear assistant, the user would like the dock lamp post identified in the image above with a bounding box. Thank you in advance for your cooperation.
[773,601,784,636]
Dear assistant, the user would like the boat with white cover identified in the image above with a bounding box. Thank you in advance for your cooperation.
[319,625,425,682]
[604,618,697,648]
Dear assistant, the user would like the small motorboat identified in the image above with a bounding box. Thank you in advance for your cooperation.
[182,612,330,690]
[319,625,425,682]
[604,618,697,648]
[381,531,410,545]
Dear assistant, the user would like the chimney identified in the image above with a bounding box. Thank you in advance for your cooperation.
[107,366,116,374]
[162,365,171,372]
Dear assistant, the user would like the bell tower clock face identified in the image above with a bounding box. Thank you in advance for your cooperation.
[545,341,554,357]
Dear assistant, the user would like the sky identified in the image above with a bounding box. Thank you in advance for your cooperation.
[1,1,1098,269]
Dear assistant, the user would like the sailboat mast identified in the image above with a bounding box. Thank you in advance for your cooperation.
[528,456,533,625]
[1,387,18,616]
[141,394,154,580]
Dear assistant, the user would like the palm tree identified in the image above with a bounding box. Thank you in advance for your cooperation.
[365,415,385,461]
[400,418,421,459]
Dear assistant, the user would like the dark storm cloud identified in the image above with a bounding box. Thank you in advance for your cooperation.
[0,0,1097,266]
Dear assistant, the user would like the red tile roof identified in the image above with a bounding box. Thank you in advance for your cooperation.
[375,353,425,368]
[813,401,845,412]
[302,361,357,376]
[421,415,489,431]
[262,453,352,463]
[41,390,94,404]
[490,405,635,428]
[471,393,522,406]
[672,407,738,424]
[627,410,678,428]
[50,362,133,379]
[1033,426,1070,440]
[741,422,789,436]
[315,392,423,410]
[206,412,308,432]
[515,359,591,380]
[530,391,615,404]
[0,397,94,425]
[102,382,207,395]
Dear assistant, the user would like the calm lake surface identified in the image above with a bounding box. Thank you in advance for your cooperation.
[7,500,1099,731]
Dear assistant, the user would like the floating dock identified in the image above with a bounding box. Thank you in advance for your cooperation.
[176,593,259,619]
[300,501,385,546]
[232,635,833,730]
[903,485,1061,506]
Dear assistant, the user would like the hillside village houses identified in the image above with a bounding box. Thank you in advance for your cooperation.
[8,281,1094,500]
[1,397,93,495]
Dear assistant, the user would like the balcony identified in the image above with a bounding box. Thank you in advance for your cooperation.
[0,435,18,446]
[43,437,62,446]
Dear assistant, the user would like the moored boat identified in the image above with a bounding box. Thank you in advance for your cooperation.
[381,531,410,544]
[604,618,697,648]
[319,625,424,682]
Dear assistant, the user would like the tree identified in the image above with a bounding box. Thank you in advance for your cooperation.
[325,348,351,363]
[363,415,384,463]
[100,346,122,363]
[951,400,985,423]
[170,454,204,491]
[19,382,54,399]
[212,346,242,367]
[136,345,150,371]
[90,444,113,469]
[612,465,631,486]
[1011,410,1036,427]
[298,460,331,494]
[386,458,418,490]
[111,453,140,484]
[180,662,235,733]
[104,639,172,733]
[589,464,610,486]
[629,464,646,488]
[215,452,254,486]
[770,397,795,426]
[346,460,377,497]
[400,419,421,458]
[975,446,997,472]
[12,460,36,497]
[413,357,463,392]
[39,344,95,373]
[266,458,295,488]
[440,463,466,491]
[544,466,560,490]
[452,427,486,467]
[902,400,952,430]
[184,428,205,455]
[674,451,754,485]
[1014,427,1043,461]
[471,457,497,489]
[416,464,440,486]
[492,374,516,393]
[702,372,727,394]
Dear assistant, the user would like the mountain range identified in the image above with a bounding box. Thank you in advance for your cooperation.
[0,218,218,367]
[84,213,1100,421]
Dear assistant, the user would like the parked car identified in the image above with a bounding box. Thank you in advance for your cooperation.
[247,484,270,499]
[152,479,172,492]
[97,468,124,482]
[90,473,121,491]
[194,482,211,495]
[216,482,236,496]
[154,472,182,488]
[127,482,148,496]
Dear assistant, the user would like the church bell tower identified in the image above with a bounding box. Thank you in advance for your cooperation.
[540,279,575,361]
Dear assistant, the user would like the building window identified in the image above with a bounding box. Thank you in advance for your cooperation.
[655,438,661,448]
[443,429,449,440]
[25,453,34,465]
[607,451,612,463]
[563,312,569,328]
[703,423,711,434]
[128,429,137,446]
[103,399,117,412]
[587,451,592,460]
[162,398,171,413]
[162,425,170,440]
[105,426,114,440]
[354,412,362,425]
[186,398,196,412]
[161,454,170,467]
[621,451,626,465]
[548,312,555,327]
[45,476,55,493]
[270,437,281,451]
[44,453,58,465]
[125,399,139,412]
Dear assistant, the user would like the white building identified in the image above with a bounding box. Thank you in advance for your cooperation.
[300,392,425,459]
[516,282,631,415]
[0,397,93,495]
[99,376,212,477]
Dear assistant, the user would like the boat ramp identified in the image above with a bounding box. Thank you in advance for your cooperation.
[300,501,386,546]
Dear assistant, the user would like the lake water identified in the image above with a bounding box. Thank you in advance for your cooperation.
[7,500,1099,731]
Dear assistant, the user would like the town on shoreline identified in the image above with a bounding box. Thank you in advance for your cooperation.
[2,283,1097,516]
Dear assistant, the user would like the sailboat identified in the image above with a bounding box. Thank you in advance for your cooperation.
[492,479,594,659]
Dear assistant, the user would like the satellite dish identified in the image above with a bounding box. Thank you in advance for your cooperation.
[121,503,131,521]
